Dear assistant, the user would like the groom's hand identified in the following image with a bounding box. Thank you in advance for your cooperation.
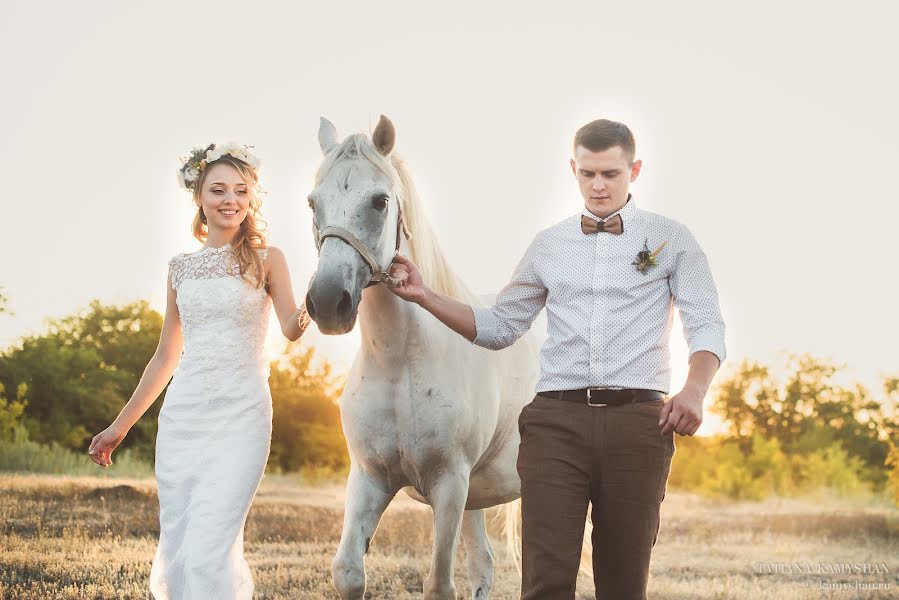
[387,254,428,305]
[659,387,704,436]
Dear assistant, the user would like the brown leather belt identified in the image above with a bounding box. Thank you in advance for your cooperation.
[538,388,666,407]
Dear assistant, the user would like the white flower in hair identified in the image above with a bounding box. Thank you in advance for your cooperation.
[177,163,202,191]
[205,142,259,167]
[184,166,199,182]
[205,147,222,163]
[178,141,259,192]
[220,141,243,153]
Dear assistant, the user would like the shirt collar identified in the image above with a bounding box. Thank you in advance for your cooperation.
[580,193,637,224]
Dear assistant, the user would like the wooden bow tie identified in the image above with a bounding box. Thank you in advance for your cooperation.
[581,213,623,235]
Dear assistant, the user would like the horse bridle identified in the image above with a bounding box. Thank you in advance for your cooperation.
[314,204,409,288]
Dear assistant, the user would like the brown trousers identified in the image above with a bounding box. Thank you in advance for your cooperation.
[517,393,675,600]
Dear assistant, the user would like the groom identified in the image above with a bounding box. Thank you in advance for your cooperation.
[387,118,725,599]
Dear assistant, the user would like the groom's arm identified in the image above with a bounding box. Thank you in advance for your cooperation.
[391,234,548,350]
[660,224,726,436]
[417,290,479,342]
[467,234,548,350]
[669,223,726,367]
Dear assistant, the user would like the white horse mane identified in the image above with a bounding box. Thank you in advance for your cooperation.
[315,133,481,305]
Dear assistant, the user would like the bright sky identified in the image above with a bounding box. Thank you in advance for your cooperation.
[2,2,897,434]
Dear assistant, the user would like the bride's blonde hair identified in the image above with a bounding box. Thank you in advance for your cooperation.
[192,156,268,288]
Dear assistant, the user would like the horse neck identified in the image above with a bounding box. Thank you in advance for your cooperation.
[358,283,419,362]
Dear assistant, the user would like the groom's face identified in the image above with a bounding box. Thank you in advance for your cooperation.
[570,145,642,218]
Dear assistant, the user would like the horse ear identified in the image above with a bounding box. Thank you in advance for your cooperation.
[372,115,396,155]
[319,117,339,154]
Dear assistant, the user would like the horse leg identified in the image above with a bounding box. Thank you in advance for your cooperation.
[332,465,395,600]
[424,471,469,600]
[462,509,495,600]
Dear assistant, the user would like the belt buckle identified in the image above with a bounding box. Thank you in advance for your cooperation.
[586,386,621,407]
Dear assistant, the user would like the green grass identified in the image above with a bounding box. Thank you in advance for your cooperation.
[0,437,154,479]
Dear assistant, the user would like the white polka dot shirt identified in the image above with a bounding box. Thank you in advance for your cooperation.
[471,196,726,394]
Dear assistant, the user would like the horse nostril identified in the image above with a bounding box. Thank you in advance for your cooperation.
[305,293,316,320]
[337,290,352,316]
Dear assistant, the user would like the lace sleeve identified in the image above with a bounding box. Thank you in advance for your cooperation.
[168,254,184,290]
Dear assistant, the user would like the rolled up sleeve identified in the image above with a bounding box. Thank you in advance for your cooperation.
[669,224,726,365]
[472,235,548,350]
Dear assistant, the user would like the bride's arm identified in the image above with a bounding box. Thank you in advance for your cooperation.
[88,272,184,467]
[265,245,311,342]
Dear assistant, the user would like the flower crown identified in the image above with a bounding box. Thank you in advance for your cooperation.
[177,142,261,191]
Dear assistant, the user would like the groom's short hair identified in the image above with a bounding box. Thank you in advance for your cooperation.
[574,119,636,164]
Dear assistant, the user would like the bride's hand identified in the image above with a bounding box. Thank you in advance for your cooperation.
[88,424,127,468]
[294,304,312,333]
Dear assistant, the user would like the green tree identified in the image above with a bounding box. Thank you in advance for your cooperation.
[0,300,164,457]
[268,342,348,474]
[883,376,899,441]
[0,381,27,441]
[0,287,11,316]
[886,443,899,507]
[711,354,892,486]
[46,299,163,382]
[0,335,123,449]
[46,299,164,454]
[881,378,899,507]
[712,359,780,443]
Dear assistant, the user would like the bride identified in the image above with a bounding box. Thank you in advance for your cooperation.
[88,142,311,599]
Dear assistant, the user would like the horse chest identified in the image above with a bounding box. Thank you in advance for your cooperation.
[341,388,456,489]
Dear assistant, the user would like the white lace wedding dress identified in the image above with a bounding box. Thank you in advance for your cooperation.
[150,243,272,600]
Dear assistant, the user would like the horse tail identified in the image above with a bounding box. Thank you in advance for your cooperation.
[499,499,522,574]
[580,514,594,580]
[498,499,594,581]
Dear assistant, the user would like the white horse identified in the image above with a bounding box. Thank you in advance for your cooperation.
[304,115,541,600]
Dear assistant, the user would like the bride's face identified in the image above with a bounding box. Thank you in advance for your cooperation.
[197,163,252,230]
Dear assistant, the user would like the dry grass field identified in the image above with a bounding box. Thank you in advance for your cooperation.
[1,473,897,599]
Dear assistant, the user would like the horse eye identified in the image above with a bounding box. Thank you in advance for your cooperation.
[372,194,389,210]
[307,197,315,211]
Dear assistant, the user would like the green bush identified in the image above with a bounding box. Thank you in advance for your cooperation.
[699,441,766,500]
[744,433,792,496]
[793,442,867,497]
[887,443,899,507]
[667,435,715,491]
[670,434,872,502]
[0,427,153,478]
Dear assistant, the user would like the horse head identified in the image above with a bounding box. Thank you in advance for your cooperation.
[305,115,408,335]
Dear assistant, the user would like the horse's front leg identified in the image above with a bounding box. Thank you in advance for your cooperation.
[424,469,470,600]
[462,508,495,599]
[332,463,396,600]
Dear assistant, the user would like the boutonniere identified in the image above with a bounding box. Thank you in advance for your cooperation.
[632,238,667,273]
